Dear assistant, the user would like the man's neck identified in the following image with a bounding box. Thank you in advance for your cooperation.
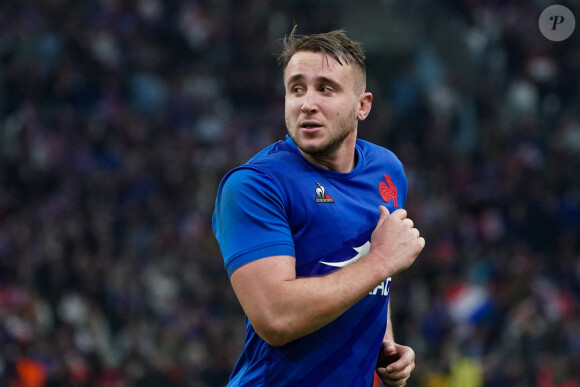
[300,134,358,173]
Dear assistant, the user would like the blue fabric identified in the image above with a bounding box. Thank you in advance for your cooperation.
[212,135,407,386]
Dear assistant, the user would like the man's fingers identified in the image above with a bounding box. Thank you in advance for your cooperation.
[418,237,425,249]
[378,362,415,385]
[376,205,390,227]
[379,205,390,217]
[376,367,408,387]
[386,361,414,376]
[391,208,407,220]
[377,207,408,227]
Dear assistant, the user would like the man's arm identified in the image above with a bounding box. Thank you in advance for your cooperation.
[385,301,395,342]
[230,206,424,347]
[375,301,416,386]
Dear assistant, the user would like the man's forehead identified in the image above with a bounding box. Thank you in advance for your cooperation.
[284,51,352,80]
[287,51,344,68]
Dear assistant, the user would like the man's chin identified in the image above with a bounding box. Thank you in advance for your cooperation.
[294,138,328,156]
[298,143,343,160]
[290,132,342,158]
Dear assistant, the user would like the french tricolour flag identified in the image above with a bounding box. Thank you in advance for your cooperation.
[445,282,493,324]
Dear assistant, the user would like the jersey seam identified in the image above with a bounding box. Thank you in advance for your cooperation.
[226,241,295,273]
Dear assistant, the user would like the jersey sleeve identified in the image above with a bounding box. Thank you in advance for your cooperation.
[212,167,295,277]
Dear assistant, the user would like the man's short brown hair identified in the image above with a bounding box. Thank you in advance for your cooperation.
[277,27,367,77]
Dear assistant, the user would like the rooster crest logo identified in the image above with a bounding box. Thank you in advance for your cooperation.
[315,182,334,203]
[379,175,399,207]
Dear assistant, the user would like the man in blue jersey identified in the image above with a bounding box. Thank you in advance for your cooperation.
[213,28,425,387]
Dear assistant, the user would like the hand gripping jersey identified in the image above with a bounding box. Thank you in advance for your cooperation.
[212,135,407,387]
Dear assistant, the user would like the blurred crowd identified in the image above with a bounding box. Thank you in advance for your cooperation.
[0,0,579,386]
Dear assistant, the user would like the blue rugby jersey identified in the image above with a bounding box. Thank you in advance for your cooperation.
[212,135,407,387]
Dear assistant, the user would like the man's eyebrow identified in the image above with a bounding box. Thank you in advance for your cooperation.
[316,76,341,88]
[286,74,304,85]
[286,74,341,88]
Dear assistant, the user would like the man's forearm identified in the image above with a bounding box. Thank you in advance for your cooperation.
[384,300,394,342]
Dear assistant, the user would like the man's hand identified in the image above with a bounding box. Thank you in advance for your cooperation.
[376,341,415,386]
[369,206,424,279]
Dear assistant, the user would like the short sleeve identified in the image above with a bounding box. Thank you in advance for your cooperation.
[212,167,295,276]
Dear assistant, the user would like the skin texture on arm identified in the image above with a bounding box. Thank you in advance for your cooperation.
[229,206,424,347]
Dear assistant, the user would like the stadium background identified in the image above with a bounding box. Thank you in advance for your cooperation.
[1,0,579,386]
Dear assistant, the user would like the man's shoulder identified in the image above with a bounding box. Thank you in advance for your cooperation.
[219,139,301,191]
[356,139,403,167]
[246,139,297,164]
[239,139,304,178]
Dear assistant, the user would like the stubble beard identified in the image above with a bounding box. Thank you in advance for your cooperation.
[287,110,358,159]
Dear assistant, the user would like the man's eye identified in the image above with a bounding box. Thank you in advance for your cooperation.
[320,86,333,93]
[293,86,304,93]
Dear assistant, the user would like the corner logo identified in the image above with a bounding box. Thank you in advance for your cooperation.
[315,182,334,203]
[379,175,399,207]
[539,5,575,41]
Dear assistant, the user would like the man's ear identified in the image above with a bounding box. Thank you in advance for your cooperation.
[357,92,373,121]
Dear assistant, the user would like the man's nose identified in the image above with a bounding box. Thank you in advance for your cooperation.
[301,91,318,113]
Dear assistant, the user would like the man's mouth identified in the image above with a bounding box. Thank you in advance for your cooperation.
[300,122,322,131]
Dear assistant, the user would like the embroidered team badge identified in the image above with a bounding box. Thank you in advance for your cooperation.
[379,174,399,207]
[315,182,334,203]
